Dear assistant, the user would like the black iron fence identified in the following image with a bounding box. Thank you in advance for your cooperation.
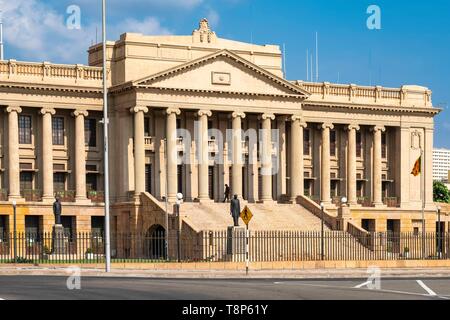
[0,230,449,264]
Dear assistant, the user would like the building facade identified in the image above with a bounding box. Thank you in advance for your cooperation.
[433,148,450,181]
[0,19,443,239]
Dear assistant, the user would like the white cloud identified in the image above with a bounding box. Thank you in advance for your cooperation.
[205,8,220,28]
[114,17,171,36]
[0,0,172,64]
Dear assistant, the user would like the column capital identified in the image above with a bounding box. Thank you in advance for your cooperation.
[319,122,334,130]
[290,115,307,127]
[372,125,386,133]
[259,113,275,121]
[39,107,56,116]
[5,106,22,114]
[231,111,246,119]
[130,106,149,114]
[347,124,360,131]
[165,107,181,116]
[72,109,89,117]
[197,109,212,117]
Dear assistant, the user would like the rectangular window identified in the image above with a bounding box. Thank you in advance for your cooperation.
[144,117,151,136]
[25,216,41,238]
[53,173,66,192]
[91,216,104,236]
[19,115,32,144]
[52,117,65,145]
[303,129,310,156]
[381,132,387,159]
[86,173,98,191]
[84,119,97,147]
[330,130,337,157]
[20,172,33,191]
[356,131,362,157]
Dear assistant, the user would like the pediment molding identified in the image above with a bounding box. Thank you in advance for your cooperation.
[113,49,311,99]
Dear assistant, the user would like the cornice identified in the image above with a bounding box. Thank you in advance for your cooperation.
[303,101,440,116]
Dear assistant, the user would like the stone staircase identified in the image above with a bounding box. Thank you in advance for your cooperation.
[178,202,330,232]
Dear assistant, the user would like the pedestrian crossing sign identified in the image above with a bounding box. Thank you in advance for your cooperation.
[240,206,253,226]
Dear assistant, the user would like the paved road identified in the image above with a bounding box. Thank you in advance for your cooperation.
[0,276,449,300]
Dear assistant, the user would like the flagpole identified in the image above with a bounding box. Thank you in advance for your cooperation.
[421,148,425,259]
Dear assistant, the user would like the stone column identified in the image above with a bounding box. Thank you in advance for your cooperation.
[73,110,89,202]
[166,108,181,202]
[260,113,275,203]
[276,116,287,199]
[231,112,245,198]
[130,106,149,198]
[197,109,212,202]
[6,106,22,200]
[372,125,385,207]
[347,124,360,205]
[40,107,56,202]
[320,123,334,205]
[290,115,306,202]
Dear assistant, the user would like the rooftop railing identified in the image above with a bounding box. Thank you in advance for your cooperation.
[295,81,433,108]
[0,60,103,83]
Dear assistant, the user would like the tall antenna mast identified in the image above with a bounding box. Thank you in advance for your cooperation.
[282,43,287,79]
[306,49,309,81]
[310,53,313,83]
[315,32,319,82]
[0,10,4,61]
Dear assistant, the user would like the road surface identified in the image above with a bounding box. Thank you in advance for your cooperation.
[0,276,449,300]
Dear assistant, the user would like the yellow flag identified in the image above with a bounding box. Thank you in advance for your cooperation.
[411,156,421,176]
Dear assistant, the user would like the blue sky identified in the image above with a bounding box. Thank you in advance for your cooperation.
[1,0,449,147]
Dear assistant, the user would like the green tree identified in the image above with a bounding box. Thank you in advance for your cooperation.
[433,181,450,203]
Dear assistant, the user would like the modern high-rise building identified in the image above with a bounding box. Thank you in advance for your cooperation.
[0,19,443,245]
[433,148,450,181]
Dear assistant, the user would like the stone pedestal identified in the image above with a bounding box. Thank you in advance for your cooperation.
[52,224,67,255]
[226,226,246,261]
[337,204,352,231]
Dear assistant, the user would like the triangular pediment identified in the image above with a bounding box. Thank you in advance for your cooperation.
[132,50,310,98]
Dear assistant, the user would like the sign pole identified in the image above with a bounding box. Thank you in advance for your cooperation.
[245,223,249,276]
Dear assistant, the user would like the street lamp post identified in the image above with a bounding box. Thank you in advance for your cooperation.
[437,205,442,259]
[12,200,17,263]
[320,202,324,260]
[175,193,183,262]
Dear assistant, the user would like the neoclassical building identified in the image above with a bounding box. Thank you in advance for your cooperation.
[0,19,443,239]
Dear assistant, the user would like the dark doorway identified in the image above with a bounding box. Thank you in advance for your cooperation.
[177,165,183,194]
[145,225,166,260]
[436,221,445,256]
[361,219,376,232]
[0,215,7,240]
[208,166,214,200]
[387,219,400,253]
[145,164,152,194]
[61,216,76,242]
[25,216,42,245]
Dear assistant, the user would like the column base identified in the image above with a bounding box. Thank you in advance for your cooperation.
[198,198,214,204]
[8,196,25,203]
[373,202,386,208]
[75,198,92,205]
[42,196,55,203]
[258,199,276,205]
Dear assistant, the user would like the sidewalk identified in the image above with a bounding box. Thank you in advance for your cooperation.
[1,266,450,279]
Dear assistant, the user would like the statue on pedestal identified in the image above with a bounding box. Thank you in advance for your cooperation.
[230,194,240,227]
[53,197,62,225]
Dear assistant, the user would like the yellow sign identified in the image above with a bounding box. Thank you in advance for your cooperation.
[240,206,253,226]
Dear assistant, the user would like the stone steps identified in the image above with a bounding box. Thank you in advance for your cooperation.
[179,202,330,232]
